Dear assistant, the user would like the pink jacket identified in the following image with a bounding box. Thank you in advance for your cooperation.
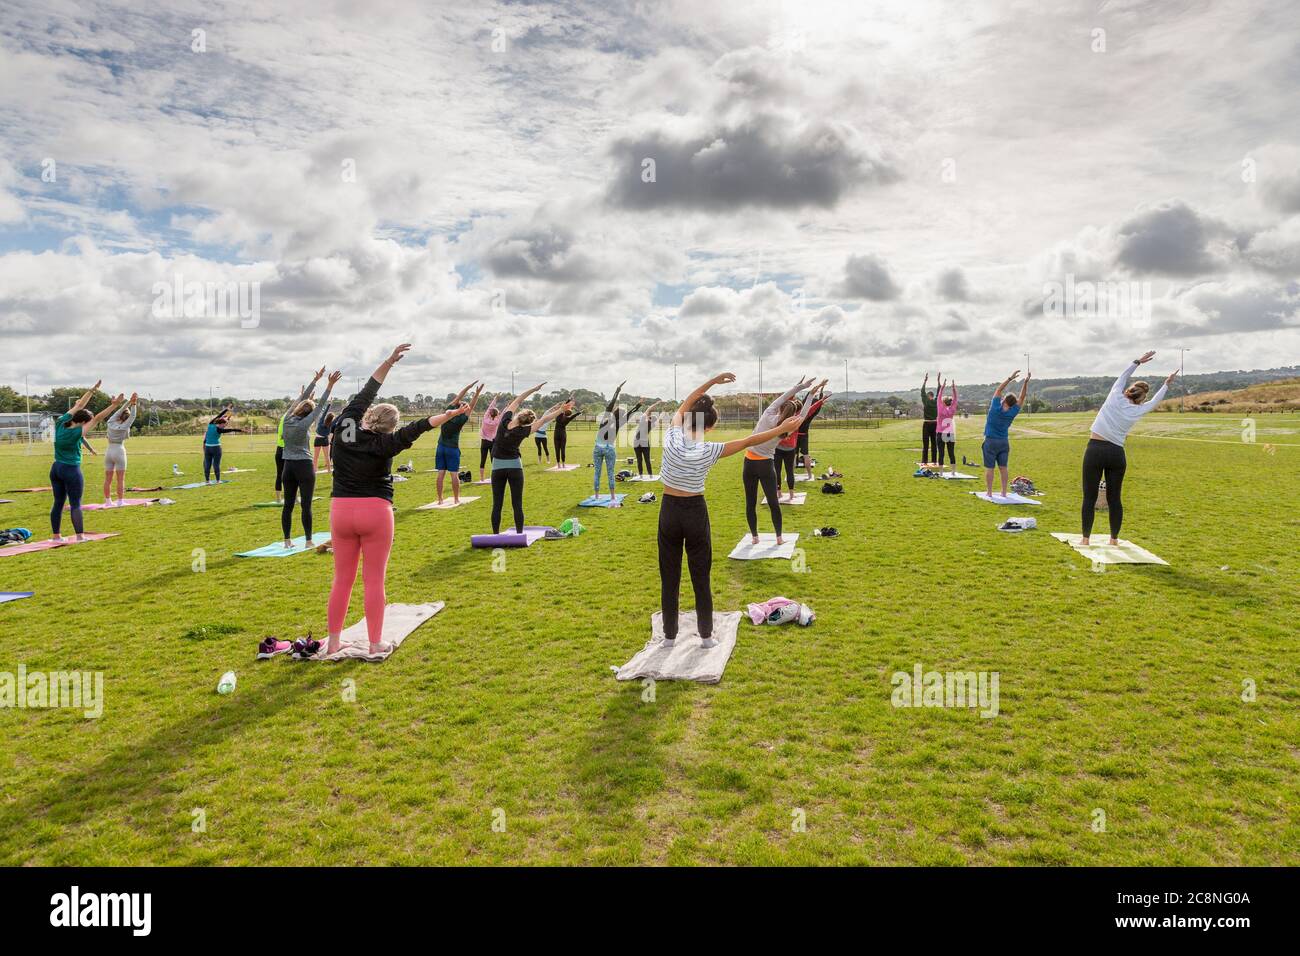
[479,397,501,441]
[936,387,957,438]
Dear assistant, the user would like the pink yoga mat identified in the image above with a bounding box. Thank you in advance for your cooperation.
[0,533,119,557]
[70,498,161,511]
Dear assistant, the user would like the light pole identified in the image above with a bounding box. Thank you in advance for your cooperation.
[1023,352,1030,414]
[511,369,516,395]
[844,359,849,395]
[24,374,31,452]
[1178,347,1190,412]
[673,364,677,402]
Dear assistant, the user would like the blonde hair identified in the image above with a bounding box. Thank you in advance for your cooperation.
[293,399,316,417]
[361,403,400,433]
[1124,381,1150,403]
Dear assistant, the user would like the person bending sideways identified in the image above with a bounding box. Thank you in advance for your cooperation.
[1081,351,1177,545]
[935,378,958,475]
[325,344,471,657]
[489,384,568,533]
[280,366,340,550]
[203,406,247,482]
[50,382,125,541]
[775,380,828,500]
[658,373,803,648]
[983,369,1029,497]
[743,375,815,545]
[553,397,581,467]
[435,380,484,505]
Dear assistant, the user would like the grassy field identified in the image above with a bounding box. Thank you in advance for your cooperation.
[1,412,1297,865]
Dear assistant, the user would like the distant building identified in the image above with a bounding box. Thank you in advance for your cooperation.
[0,412,50,441]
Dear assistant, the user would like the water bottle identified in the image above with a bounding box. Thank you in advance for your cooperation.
[172,463,180,475]
[217,671,237,694]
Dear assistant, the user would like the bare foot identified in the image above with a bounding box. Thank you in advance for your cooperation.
[325,637,342,655]
[283,540,294,550]
[1109,537,1120,546]
[776,536,784,545]
[1080,537,1091,546]
[751,535,760,545]
[369,641,393,656]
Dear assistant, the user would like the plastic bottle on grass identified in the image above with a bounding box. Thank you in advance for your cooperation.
[217,671,237,695]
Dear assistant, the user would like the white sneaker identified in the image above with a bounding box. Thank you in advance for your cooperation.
[700,637,718,649]
[661,638,675,648]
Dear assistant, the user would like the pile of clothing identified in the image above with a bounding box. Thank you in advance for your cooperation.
[822,481,844,494]
[913,467,940,478]
[1010,475,1042,496]
[998,517,1037,533]
[0,528,33,546]
[545,517,585,539]
[747,596,816,627]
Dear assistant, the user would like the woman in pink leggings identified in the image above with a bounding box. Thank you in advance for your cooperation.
[325,344,471,656]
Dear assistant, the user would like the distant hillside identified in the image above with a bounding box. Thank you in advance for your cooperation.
[1157,377,1300,414]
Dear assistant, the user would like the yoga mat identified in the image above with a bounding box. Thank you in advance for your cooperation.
[544,464,581,472]
[235,534,332,558]
[71,498,171,511]
[252,498,320,508]
[579,494,626,508]
[128,486,164,492]
[970,491,1041,506]
[1050,533,1169,565]
[472,479,492,485]
[172,480,231,489]
[793,474,813,482]
[7,487,51,493]
[0,592,34,604]
[938,472,978,480]
[470,526,553,548]
[224,467,257,473]
[625,474,659,482]
[0,499,13,504]
[614,611,742,684]
[0,533,119,558]
[416,497,480,510]
[307,601,445,661]
[762,493,807,505]
[728,533,800,560]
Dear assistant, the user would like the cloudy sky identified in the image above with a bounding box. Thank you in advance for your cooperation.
[1,0,1297,400]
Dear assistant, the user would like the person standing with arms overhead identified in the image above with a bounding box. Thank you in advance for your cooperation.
[489,383,568,533]
[935,377,958,475]
[920,372,940,466]
[553,397,581,467]
[50,382,125,541]
[657,373,803,647]
[631,401,662,477]
[313,400,337,472]
[325,344,471,657]
[477,395,501,482]
[534,417,551,465]
[435,380,483,505]
[593,380,641,504]
[982,369,1029,497]
[100,392,138,505]
[1080,352,1177,545]
[280,367,339,550]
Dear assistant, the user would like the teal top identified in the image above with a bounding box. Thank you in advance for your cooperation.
[53,413,84,466]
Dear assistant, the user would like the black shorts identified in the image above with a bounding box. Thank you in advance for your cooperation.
[796,433,809,455]
[313,436,329,448]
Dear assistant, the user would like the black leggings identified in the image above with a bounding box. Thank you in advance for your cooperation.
[742,456,782,537]
[921,421,939,463]
[1082,438,1126,538]
[634,445,652,475]
[775,447,797,489]
[49,462,84,536]
[555,430,568,465]
[658,495,712,641]
[535,435,549,458]
[280,458,316,539]
[490,466,525,534]
[204,445,222,482]
[938,438,955,466]
[479,439,493,472]
[274,446,285,491]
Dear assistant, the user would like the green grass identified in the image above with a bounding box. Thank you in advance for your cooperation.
[1,412,1297,865]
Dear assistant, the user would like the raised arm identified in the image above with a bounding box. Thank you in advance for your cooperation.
[1018,371,1030,406]
[427,401,473,430]
[70,380,102,415]
[720,413,804,459]
[464,383,485,415]
[340,344,409,425]
[605,381,626,413]
[121,393,139,429]
[87,393,125,431]
[531,402,567,434]
[673,373,734,429]
[506,382,545,416]
[1112,351,1155,399]
[994,370,1019,398]
[921,372,929,401]
[766,377,815,416]
[304,371,340,428]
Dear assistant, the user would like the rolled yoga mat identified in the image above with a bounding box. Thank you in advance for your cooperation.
[470,526,553,548]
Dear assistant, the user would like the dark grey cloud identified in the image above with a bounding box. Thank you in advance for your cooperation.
[936,267,970,301]
[1259,169,1300,214]
[1153,281,1300,336]
[1113,200,1227,276]
[606,115,898,212]
[484,226,599,283]
[835,253,901,301]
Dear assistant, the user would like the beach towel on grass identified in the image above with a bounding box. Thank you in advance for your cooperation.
[614,611,742,684]
[72,498,172,511]
[236,534,331,558]
[0,592,34,604]
[793,473,813,482]
[0,533,118,558]
[307,602,444,661]
[761,493,806,505]
[970,491,1041,506]
[938,472,978,480]
[579,494,625,508]
[728,533,800,560]
[1050,533,1168,565]
[545,464,581,472]
[416,497,480,510]
[173,480,231,490]
[625,474,659,482]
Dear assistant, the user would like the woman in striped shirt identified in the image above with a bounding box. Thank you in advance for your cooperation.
[658,373,803,647]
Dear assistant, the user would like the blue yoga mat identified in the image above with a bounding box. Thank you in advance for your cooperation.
[0,592,34,604]
[172,480,231,490]
[235,534,331,558]
[579,494,626,508]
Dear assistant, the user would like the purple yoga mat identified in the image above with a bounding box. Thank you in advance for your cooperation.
[470,526,554,548]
